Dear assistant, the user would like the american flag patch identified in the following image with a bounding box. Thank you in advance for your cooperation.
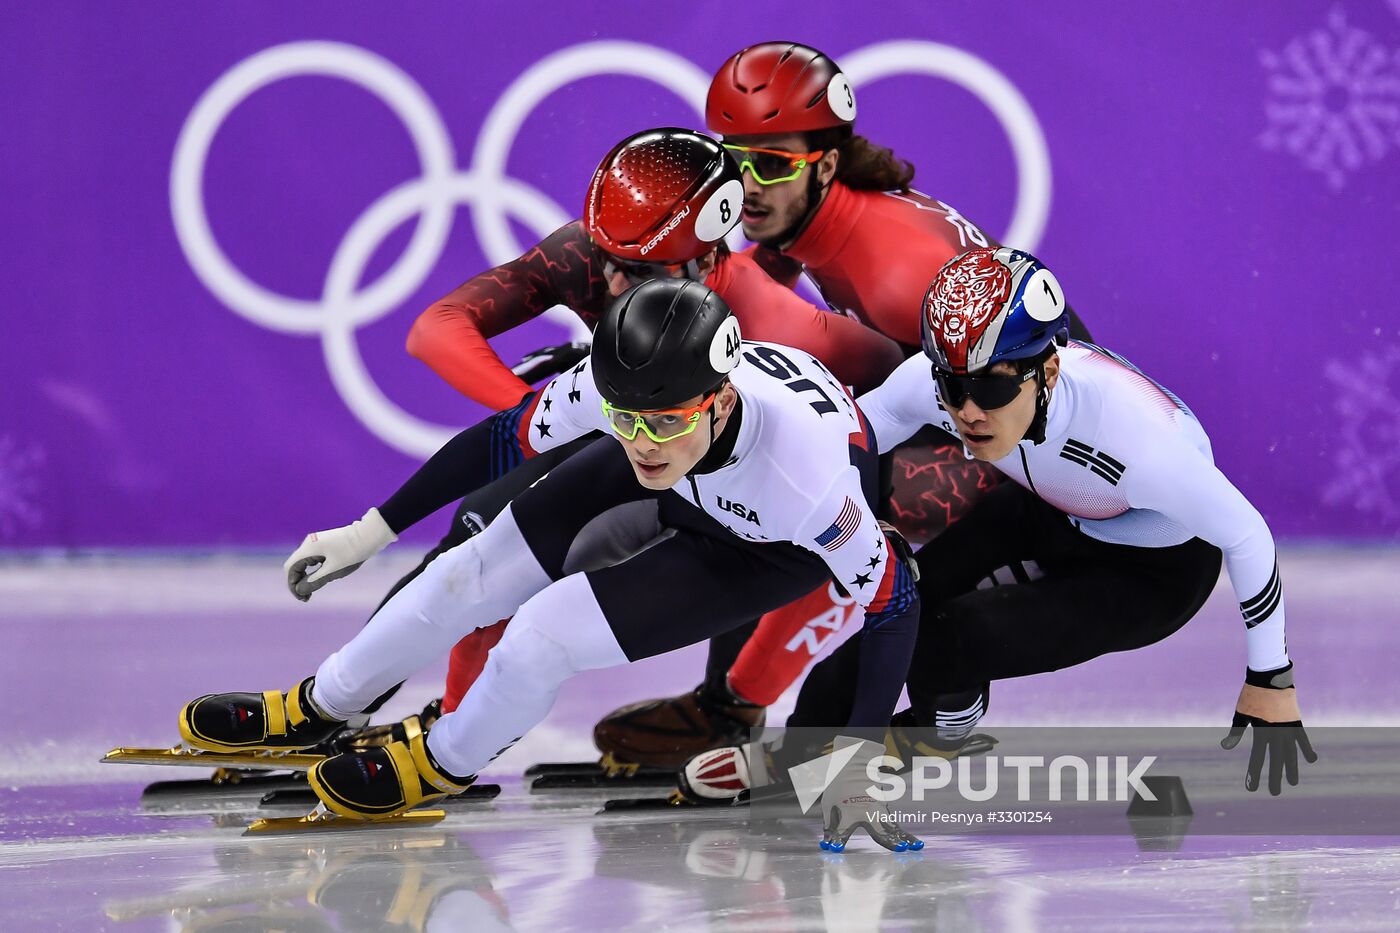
[815,497,861,551]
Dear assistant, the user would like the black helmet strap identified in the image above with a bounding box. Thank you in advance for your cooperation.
[1022,361,1051,446]
[691,386,742,476]
[1018,344,1061,446]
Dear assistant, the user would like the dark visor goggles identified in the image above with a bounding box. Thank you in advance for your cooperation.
[935,366,1037,411]
[602,255,702,286]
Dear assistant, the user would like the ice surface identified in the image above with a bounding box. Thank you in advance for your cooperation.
[2,549,1397,930]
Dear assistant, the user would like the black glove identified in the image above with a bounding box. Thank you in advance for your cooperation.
[511,342,590,384]
[877,521,920,583]
[1219,663,1317,796]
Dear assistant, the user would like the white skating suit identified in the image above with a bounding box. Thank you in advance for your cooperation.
[513,341,915,622]
[312,341,918,777]
[859,341,1288,671]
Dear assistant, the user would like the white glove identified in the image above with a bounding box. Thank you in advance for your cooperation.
[819,737,923,853]
[283,508,397,602]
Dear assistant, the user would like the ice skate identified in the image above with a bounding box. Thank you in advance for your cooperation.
[883,709,998,762]
[244,800,447,835]
[178,676,346,754]
[255,700,501,808]
[304,713,472,822]
[593,683,767,768]
[101,744,325,772]
[677,742,769,805]
[529,683,764,790]
[103,677,346,798]
[672,712,998,810]
[105,718,383,800]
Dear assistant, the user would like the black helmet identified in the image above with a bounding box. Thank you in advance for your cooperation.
[591,278,743,410]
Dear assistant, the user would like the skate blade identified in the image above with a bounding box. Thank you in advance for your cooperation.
[524,754,674,780]
[102,746,324,771]
[260,783,501,809]
[245,806,446,835]
[529,770,676,790]
[601,789,749,812]
[141,771,305,798]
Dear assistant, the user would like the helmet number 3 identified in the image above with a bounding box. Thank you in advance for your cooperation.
[827,73,856,122]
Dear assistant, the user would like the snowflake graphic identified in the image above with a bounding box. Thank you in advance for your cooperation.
[1322,348,1400,524]
[0,435,45,539]
[1259,7,1400,189]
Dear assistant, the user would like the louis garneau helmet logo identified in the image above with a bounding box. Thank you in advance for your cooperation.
[788,741,1161,812]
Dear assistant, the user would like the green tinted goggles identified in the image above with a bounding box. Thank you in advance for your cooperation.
[723,144,825,186]
[602,393,718,443]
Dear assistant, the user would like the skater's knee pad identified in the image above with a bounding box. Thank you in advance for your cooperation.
[490,573,628,688]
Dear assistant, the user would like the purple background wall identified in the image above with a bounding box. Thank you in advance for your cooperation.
[3,1,1398,548]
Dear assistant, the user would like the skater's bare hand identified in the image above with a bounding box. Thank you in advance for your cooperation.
[284,508,396,601]
[1220,663,1317,796]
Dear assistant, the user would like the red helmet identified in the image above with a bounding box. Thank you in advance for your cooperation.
[584,128,744,265]
[706,42,856,138]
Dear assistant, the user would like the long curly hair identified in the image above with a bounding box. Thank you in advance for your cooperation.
[807,128,916,192]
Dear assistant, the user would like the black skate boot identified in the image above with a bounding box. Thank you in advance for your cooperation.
[308,715,473,820]
[593,682,766,770]
[884,706,998,762]
[179,677,345,754]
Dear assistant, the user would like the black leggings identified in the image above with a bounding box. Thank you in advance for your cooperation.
[508,437,836,660]
[789,481,1222,727]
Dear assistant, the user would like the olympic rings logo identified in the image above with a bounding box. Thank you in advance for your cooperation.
[171,39,1050,458]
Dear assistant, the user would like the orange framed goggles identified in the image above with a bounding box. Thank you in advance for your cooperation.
[602,254,697,286]
[723,144,825,185]
[602,391,719,443]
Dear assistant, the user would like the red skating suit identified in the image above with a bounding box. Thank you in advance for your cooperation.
[407,220,902,410]
[729,183,1011,705]
[753,182,996,347]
